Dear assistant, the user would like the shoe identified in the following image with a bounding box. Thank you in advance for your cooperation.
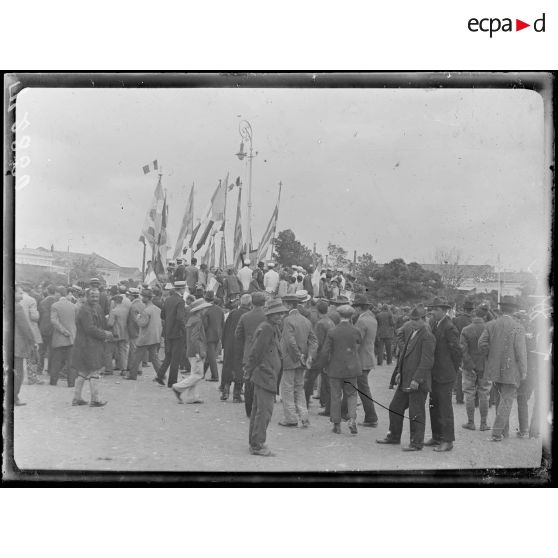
[249,446,274,456]
[90,401,108,407]
[376,437,400,445]
[233,396,243,403]
[462,422,476,431]
[72,399,88,406]
[172,388,183,403]
[187,399,204,404]
[220,393,229,401]
[359,421,378,428]
[516,431,529,439]
[488,435,504,442]
[153,377,165,386]
[206,378,219,382]
[124,376,136,380]
[67,383,75,388]
[318,411,330,417]
[402,445,422,451]
[15,400,27,406]
[278,421,298,427]
[312,394,321,399]
[137,371,143,376]
[433,442,453,452]
[103,371,114,376]
[349,421,358,435]
[120,371,127,377]
[301,419,310,428]
[424,438,441,447]
[456,400,464,405]
[332,424,341,434]
[480,423,491,431]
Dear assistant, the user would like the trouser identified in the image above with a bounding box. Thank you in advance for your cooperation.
[249,384,276,450]
[203,341,219,380]
[74,369,102,403]
[128,338,138,371]
[104,340,116,372]
[462,368,491,424]
[172,357,204,402]
[377,337,392,365]
[321,371,330,412]
[355,370,379,423]
[454,368,464,403]
[280,368,308,424]
[492,382,517,438]
[38,333,52,372]
[49,345,76,386]
[14,356,24,401]
[115,340,130,371]
[158,337,184,387]
[517,379,533,434]
[304,368,322,406]
[244,380,254,418]
[387,388,427,447]
[129,344,161,379]
[330,377,357,424]
[429,380,455,443]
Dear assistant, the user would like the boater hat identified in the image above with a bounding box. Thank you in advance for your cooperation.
[173,280,186,289]
[265,299,289,316]
[189,299,212,313]
[296,290,311,303]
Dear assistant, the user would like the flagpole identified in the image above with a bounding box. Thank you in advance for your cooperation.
[141,239,147,282]
[269,181,282,261]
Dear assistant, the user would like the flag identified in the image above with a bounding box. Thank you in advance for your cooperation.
[139,174,164,246]
[173,183,194,259]
[144,260,158,286]
[142,160,159,174]
[209,236,216,269]
[255,182,282,264]
[219,235,227,270]
[153,193,168,276]
[192,176,228,253]
[228,176,241,191]
[232,187,244,270]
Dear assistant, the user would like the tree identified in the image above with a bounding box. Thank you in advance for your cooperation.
[272,229,314,269]
[363,258,443,304]
[327,242,350,270]
[69,255,101,285]
[352,253,379,293]
[433,247,468,291]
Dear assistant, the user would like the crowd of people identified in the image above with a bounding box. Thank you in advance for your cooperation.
[13,257,547,458]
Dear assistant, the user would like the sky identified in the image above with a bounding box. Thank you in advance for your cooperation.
[14,85,550,274]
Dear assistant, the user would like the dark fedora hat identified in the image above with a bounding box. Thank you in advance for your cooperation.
[352,293,371,307]
[409,305,427,320]
[463,300,475,311]
[204,290,215,303]
[498,295,519,309]
[426,297,452,309]
[265,298,289,316]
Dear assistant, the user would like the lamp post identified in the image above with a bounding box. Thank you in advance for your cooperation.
[235,119,257,251]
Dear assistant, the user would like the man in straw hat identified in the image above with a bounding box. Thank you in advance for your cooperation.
[377,305,435,450]
[479,295,527,442]
[424,297,462,452]
[171,297,212,403]
[245,298,288,456]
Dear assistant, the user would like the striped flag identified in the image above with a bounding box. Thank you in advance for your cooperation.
[192,176,228,253]
[142,160,159,174]
[153,192,168,276]
[232,187,244,270]
[255,182,282,264]
[173,183,194,259]
[139,174,165,246]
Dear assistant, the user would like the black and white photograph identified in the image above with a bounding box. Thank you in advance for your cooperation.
[3,72,553,481]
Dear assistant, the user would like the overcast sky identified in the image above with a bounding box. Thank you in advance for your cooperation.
[15,86,550,273]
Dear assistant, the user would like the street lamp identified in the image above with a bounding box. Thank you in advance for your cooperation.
[235,119,257,251]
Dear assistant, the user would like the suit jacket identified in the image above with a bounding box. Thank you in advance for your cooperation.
[376,310,395,338]
[394,324,435,392]
[185,312,207,358]
[281,309,318,370]
[246,320,283,393]
[127,298,145,339]
[323,321,363,379]
[430,315,462,383]
[203,304,225,343]
[136,302,162,346]
[15,301,35,358]
[71,302,109,371]
[460,318,486,374]
[21,292,42,344]
[302,274,314,296]
[235,306,266,365]
[38,294,58,337]
[310,315,335,370]
[107,303,130,341]
[161,292,186,340]
[453,312,473,334]
[50,297,78,348]
[355,310,377,370]
[222,305,250,376]
[478,314,527,386]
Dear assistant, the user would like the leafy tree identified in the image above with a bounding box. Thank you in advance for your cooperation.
[272,229,314,269]
[69,255,101,285]
[327,242,350,270]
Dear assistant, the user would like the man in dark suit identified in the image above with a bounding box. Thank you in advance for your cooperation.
[37,284,60,373]
[156,281,187,387]
[377,306,435,450]
[452,299,474,404]
[376,304,395,365]
[202,291,225,382]
[235,292,267,417]
[425,297,462,452]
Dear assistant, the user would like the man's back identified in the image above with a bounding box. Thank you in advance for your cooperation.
[281,310,317,370]
[235,306,266,364]
[162,293,185,339]
[203,304,225,342]
[356,310,378,370]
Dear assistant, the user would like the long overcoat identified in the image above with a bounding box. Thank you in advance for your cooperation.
[71,302,109,371]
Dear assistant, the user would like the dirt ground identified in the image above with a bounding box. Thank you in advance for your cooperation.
[12,362,542,473]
